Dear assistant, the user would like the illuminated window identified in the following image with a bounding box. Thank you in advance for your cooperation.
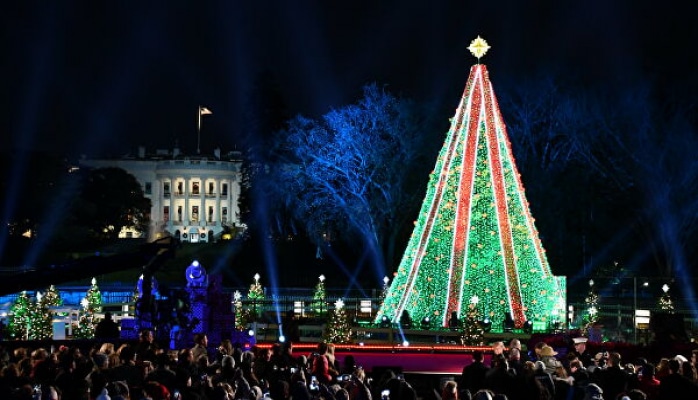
[192,206,199,222]
[164,182,171,197]
[222,207,228,223]
[177,182,183,195]
[208,206,214,222]
[163,206,170,222]
[208,182,215,195]
[192,182,200,195]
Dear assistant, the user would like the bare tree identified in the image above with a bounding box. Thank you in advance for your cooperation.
[271,84,437,277]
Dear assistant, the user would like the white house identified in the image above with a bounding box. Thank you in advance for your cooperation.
[80,147,243,243]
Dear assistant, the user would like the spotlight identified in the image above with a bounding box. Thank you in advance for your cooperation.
[420,316,431,330]
[480,318,492,332]
[523,320,533,334]
[503,313,515,332]
[248,329,255,337]
[279,335,286,343]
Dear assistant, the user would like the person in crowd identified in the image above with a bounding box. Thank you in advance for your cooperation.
[107,345,143,394]
[596,352,629,400]
[584,383,604,400]
[191,333,209,363]
[571,337,594,368]
[636,363,660,400]
[680,360,697,382]
[484,355,516,399]
[461,350,489,396]
[146,352,178,395]
[95,312,121,339]
[491,342,506,363]
[134,328,160,364]
[442,380,459,400]
[532,360,555,398]
[658,358,698,400]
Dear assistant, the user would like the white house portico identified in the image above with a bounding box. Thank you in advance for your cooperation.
[80,147,243,243]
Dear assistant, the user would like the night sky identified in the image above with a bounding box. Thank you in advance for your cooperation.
[3,1,696,159]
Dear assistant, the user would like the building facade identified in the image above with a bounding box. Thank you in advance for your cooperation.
[80,147,243,243]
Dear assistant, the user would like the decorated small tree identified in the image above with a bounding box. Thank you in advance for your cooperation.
[72,298,96,339]
[380,276,390,303]
[460,296,485,346]
[72,278,102,339]
[233,290,248,331]
[247,273,265,320]
[658,283,675,313]
[27,292,54,340]
[583,279,599,336]
[7,291,32,340]
[311,274,327,316]
[43,285,63,308]
[85,277,103,313]
[325,298,352,343]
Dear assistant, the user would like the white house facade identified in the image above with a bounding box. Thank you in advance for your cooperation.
[80,147,243,243]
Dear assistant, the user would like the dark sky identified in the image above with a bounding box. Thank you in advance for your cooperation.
[2,1,697,159]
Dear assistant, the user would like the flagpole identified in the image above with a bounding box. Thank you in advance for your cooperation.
[197,106,212,155]
[197,106,202,155]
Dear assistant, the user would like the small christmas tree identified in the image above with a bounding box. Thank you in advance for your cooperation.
[311,274,327,316]
[460,296,485,346]
[583,279,599,335]
[380,276,390,303]
[43,285,63,308]
[233,290,248,330]
[247,273,265,319]
[26,292,54,340]
[325,298,352,343]
[7,291,31,340]
[72,298,96,339]
[658,283,675,313]
[72,278,102,339]
[85,277,103,313]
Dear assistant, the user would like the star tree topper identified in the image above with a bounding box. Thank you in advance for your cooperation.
[468,36,491,61]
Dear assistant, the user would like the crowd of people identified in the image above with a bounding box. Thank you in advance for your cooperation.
[459,338,698,400]
[0,331,696,400]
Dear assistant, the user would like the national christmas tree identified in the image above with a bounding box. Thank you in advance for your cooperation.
[376,37,566,331]
[325,299,352,343]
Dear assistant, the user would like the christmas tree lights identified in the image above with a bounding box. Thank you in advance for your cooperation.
[247,273,265,319]
[312,274,327,316]
[8,291,31,340]
[325,298,352,343]
[376,40,566,331]
[583,279,599,332]
[658,283,675,312]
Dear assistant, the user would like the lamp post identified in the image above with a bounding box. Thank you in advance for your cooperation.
[633,277,637,343]
[633,277,649,344]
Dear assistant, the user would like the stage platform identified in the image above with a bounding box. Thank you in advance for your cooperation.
[255,342,496,376]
